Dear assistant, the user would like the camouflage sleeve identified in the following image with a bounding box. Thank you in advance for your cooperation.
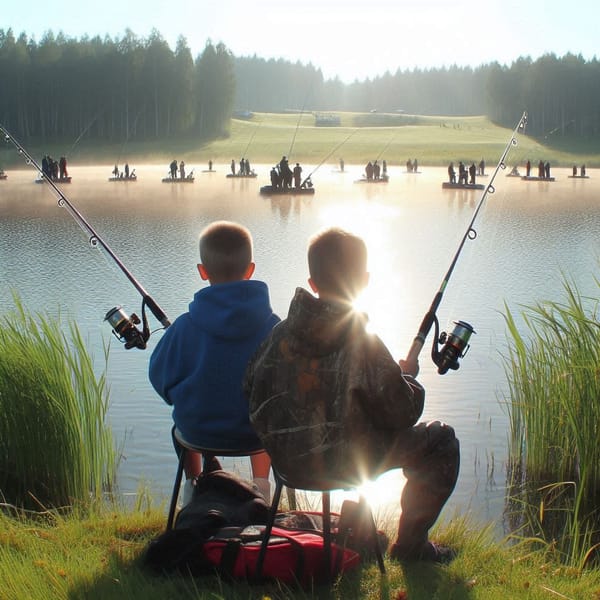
[356,334,425,430]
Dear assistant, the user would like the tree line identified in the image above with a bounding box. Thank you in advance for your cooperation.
[0,29,234,142]
[1,27,598,142]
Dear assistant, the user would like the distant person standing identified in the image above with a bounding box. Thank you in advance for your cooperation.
[170,159,178,179]
[125,163,130,178]
[180,160,186,179]
[59,156,68,179]
[478,158,485,176]
[526,160,531,177]
[231,159,236,175]
[469,162,476,184]
[373,160,381,180]
[293,162,302,188]
[448,162,456,183]
[545,161,551,179]
[339,158,345,172]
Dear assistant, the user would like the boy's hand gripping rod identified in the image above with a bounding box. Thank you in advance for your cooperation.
[1,125,171,349]
[404,111,528,374]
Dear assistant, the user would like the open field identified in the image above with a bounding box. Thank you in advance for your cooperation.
[3,113,599,169]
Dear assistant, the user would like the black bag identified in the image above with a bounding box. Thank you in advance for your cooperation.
[143,468,269,575]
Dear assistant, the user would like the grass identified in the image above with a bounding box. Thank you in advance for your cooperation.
[4,112,599,169]
[3,505,600,600]
[503,276,600,567]
[0,294,117,511]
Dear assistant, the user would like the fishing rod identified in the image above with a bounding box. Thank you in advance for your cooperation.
[404,111,528,374]
[240,118,262,160]
[0,124,171,350]
[300,128,359,188]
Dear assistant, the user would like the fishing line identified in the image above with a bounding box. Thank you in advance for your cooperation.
[404,111,528,374]
[116,107,144,166]
[240,118,262,160]
[301,128,359,187]
[66,107,105,156]
[374,130,397,163]
[287,88,312,160]
[1,124,171,350]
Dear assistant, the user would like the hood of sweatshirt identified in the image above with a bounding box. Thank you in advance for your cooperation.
[284,287,368,357]
[188,279,275,340]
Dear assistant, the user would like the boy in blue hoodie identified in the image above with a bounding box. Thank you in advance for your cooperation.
[149,221,280,503]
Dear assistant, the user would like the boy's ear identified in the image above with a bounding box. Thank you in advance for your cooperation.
[243,262,256,280]
[308,277,319,293]
[197,264,210,280]
[362,271,370,289]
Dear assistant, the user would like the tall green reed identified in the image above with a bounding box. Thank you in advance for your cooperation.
[0,294,116,510]
[503,277,600,565]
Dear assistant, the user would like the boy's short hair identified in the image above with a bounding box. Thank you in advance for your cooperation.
[308,227,367,299]
[199,221,253,281]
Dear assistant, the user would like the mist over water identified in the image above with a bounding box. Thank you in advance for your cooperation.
[2,162,599,533]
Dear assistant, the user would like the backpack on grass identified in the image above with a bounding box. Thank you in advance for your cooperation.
[143,469,383,586]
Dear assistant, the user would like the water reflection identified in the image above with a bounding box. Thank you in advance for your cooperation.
[1,163,600,534]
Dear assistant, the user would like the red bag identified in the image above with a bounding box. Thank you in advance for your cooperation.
[202,523,361,586]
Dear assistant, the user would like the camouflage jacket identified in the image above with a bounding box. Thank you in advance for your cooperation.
[244,287,424,487]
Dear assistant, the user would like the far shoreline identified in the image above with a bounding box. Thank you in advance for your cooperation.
[2,113,597,169]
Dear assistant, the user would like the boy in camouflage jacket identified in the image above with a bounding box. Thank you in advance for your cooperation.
[245,227,459,562]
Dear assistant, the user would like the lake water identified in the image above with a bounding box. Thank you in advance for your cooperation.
[1,162,598,534]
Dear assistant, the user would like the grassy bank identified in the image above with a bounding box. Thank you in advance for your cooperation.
[4,113,599,169]
[503,277,600,567]
[2,506,600,600]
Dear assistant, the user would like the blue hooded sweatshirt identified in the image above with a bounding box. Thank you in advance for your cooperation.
[148,279,280,449]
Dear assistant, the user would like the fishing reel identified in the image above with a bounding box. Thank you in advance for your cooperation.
[104,304,150,350]
[431,318,475,375]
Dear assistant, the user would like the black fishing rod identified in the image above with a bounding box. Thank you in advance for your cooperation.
[1,124,171,350]
[405,111,528,374]
[300,128,359,188]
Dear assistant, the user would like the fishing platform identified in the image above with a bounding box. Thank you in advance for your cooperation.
[568,175,589,179]
[442,182,485,190]
[521,176,556,182]
[260,185,315,196]
[226,172,257,178]
[354,175,389,184]
[109,175,137,182]
[162,175,195,183]
[35,175,72,184]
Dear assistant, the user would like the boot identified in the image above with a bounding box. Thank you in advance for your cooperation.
[253,477,271,503]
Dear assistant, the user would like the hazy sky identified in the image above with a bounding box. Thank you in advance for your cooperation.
[4,0,598,82]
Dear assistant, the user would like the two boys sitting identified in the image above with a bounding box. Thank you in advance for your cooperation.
[150,221,458,563]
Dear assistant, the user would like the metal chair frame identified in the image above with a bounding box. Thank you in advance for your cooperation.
[166,428,264,531]
[255,466,386,584]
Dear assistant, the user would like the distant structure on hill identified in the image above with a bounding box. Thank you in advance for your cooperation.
[314,113,341,127]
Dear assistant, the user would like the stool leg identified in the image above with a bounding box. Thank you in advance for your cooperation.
[255,476,283,580]
[166,448,186,531]
[359,496,386,574]
[322,491,332,583]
